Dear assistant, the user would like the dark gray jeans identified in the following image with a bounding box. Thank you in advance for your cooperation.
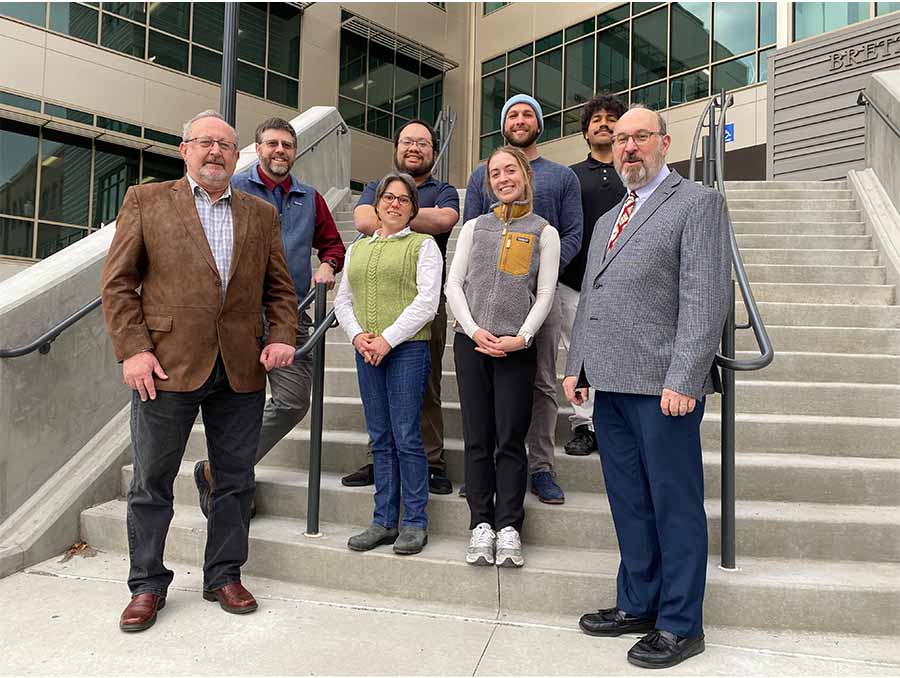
[126,356,264,596]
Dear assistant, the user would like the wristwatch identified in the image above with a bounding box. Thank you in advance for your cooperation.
[520,332,534,348]
[322,259,338,271]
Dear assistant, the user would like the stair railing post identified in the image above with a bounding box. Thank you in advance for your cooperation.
[304,281,327,538]
[720,280,737,570]
[220,3,239,126]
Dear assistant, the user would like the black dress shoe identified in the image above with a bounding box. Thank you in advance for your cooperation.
[341,464,374,487]
[579,607,656,637]
[564,425,598,456]
[627,630,705,669]
[428,467,452,494]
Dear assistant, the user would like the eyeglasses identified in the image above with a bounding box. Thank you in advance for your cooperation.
[612,130,664,147]
[184,137,238,153]
[260,139,296,151]
[397,137,433,150]
[380,192,412,207]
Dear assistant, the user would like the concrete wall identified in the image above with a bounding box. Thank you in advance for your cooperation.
[767,12,900,181]
[864,70,900,214]
[0,259,30,283]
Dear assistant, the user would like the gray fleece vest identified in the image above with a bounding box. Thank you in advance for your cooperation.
[457,203,548,338]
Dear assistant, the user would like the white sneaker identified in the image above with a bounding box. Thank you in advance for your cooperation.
[466,522,496,565]
[496,526,524,568]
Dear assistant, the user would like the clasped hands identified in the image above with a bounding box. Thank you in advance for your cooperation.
[562,377,697,417]
[472,329,525,357]
[352,332,392,366]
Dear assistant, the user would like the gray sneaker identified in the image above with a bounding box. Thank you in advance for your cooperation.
[466,523,496,566]
[347,524,399,552]
[393,526,428,555]
[496,526,524,568]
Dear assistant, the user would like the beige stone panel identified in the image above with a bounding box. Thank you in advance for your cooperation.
[396,4,452,57]
[301,43,339,112]
[0,33,45,97]
[537,133,586,167]
[724,99,760,152]
[667,116,700,162]
[443,2,472,64]
[302,2,341,52]
[0,16,46,48]
[755,98,767,146]
[142,79,218,136]
[235,94,299,149]
[350,131,394,185]
[344,2,398,31]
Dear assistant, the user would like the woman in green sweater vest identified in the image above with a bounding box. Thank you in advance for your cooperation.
[446,146,560,568]
[334,172,443,556]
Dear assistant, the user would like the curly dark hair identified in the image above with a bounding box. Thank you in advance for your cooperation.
[580,93,628,138]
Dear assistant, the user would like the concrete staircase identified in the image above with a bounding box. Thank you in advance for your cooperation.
[81,180,900,634]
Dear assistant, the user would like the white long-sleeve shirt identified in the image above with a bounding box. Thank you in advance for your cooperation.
[333,227,443,348]
[445,218,561,342]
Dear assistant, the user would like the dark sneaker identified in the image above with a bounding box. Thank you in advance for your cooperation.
[341,464,374,487]
[347,524,399,551]
[627,630,705,669]
[579,607,657,637]
[393,526,428,555]
[429,467,452,495]
[458,484,467,498]
[564,425,598,456]
[531,471,565,504]
[194,460,212,518]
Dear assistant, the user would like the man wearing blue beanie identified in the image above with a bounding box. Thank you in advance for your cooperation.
[463,94,583,505]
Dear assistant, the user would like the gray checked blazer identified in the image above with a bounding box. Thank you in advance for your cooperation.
[565,169,731,400]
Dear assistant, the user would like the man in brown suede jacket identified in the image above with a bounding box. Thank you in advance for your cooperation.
[101,110,298,632]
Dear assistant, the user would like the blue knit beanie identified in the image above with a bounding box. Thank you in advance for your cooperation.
[501,94,544,137]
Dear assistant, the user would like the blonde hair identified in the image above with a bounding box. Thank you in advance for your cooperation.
[484,145,534,208]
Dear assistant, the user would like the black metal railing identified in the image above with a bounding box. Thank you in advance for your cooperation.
[688,90,775,570]
[432,107,457,183]
[857,91,900,139]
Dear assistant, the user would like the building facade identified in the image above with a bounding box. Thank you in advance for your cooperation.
[2,1,899,265]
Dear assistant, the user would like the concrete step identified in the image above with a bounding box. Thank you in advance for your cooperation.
[741,264,886,285]
[726,199,857,211]
[746,302,900,328]
[183,427,900,506]
[724,180,848,190]
[725,189,853,200]
[80,499,900,634]
[731,221,865,235]
[730,210,861,223]
[748,283,895,305]
[738,249,879,266]
[734,234,872,249]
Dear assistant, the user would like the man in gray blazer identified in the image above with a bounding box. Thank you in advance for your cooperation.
[563,105,731,670]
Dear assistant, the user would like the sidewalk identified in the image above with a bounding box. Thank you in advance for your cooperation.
[2,549,899,676]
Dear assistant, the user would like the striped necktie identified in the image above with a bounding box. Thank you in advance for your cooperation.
[607,191,638,252]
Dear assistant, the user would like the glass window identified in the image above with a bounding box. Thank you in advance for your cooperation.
[144,128,181,146]
[0,119,39,219]
[39,130,91,226]
[148,31,189,72]
[565,36,594,109]
[0,2,45,26]
[563,108,581,137]
[712,54,756,91]
[267,72,298,108]
[481,71,506,133]
[0,90,41,112]
[713,2,756,60]
[508,60,532,98]
[670,69,708,106]
[535,48,562,114]
[632,81,667,110]
[36,223,86,259]
[482,54,505,75]
[508,42,533,64]
[103,2,145,22]
[148,1,188,38]
[192,2,224,51]
[394,52,420,120]
[793,2,870,42]
[141,152,184,184]
[597,24,630,94]
[632,8,667,87]
[877,3,900,16]
[566,18,594,42]
[598,5,629,28]
[191,45,222,83]
[366,107,392,138]
[237,62,265,98]
[338,97,365,131]
[634,2,664,13]
[536,31,562,53]
[543,112,561,140]
[367,40,394,111]
[759,2,776,46]
[93,140,139,228]
[419,66,443,126]
[45,104,94,125]
[238,2,267,66]
[671,3,710,75]
[49,3,99,42]
[479,131,503,159]
[97,116,141,137]
[483,2,508,16]
[758,46,775,83]
[268,3,301,78]
[338,29,367,101]
[101,13,145,58]
[0,217,33,258]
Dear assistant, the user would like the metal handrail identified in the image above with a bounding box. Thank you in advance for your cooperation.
[432,107,457,183]
[857,91,900,140]
[0,119,349,360]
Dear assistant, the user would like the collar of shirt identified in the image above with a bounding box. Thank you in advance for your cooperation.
[585,154,615,169]
[632,164,671,214]
[187,173,232,204]
[372,226,413,241]
[256,164,292,193]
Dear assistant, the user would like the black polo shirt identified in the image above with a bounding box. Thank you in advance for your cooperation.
[561,154,626,291]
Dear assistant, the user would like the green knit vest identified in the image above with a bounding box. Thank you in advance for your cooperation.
[347,232,432,341]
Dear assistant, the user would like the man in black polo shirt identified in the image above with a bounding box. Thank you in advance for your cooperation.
[342,119,460,493]
[562,93,628,456]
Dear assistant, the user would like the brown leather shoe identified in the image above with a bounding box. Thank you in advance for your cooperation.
[119,593,165,632]
[203,582,258,614]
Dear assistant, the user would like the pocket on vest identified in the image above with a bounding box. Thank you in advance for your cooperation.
[498,232,534,276]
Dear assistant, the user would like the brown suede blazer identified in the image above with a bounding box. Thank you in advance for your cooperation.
[101,176,298,393]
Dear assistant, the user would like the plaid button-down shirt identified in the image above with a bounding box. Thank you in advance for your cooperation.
[187,175,234,299]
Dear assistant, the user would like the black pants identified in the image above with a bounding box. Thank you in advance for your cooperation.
[454,333,536,532]
[126,356,264,596]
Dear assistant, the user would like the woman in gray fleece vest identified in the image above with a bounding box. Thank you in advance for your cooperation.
[445,146,560,568]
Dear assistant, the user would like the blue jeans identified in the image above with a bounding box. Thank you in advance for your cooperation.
[355,340,430,529]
